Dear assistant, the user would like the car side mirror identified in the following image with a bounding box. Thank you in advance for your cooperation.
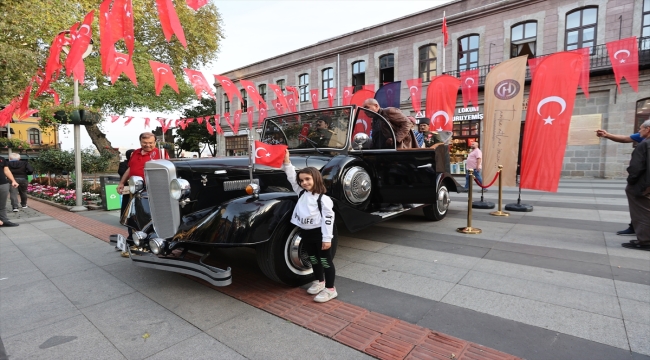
[353,133,369,150]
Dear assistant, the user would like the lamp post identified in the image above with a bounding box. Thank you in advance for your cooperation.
[61,31,93,212]
[296,84,308,112]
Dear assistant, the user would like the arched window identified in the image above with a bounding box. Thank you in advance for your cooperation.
[565,7,598,53]
[352,61,366,92]
[322,68,333,99]
[258,84,266,102]
[458,35,479,71]
[276,79,286,94]
[511,21,537,58]
[240,89,248,112]
[224,98,230,113]
[379,54,394,85]
[28,128,40,145]
[418,45,437,82]
[299,74,309,102]
[636,98,650,135]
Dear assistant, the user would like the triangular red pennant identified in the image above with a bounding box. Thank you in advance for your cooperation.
[233,110,242,134]
[149,60,179,95]
[144,117,151,128]
[327,88,336,107]
[247,107,254,129]
[109,52,137,85]
[205,116,214,135]
[186,0,208,11]
[123,116,134,126]
[65,11,94,77]
[111,115,121,123]
[607,36,639,93]
[155,0,187,47]
[258,102,267,128]
[184,68,216,99]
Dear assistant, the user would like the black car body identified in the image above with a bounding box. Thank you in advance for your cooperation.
[116,105,460,286]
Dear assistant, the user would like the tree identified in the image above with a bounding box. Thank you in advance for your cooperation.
[0,0,224,152]
[175,98,218,156]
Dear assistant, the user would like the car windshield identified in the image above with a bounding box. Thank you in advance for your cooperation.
[261,108,352,150]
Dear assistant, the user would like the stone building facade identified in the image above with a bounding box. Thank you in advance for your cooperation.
[213,0,650,178]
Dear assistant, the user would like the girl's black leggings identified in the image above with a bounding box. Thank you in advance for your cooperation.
[301,228,335,288]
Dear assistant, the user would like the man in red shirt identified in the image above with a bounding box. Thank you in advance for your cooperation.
[117,132,169,193]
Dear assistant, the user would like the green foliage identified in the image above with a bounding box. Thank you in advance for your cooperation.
[81,148,115,174]
[32,149,75,174]
[0,0,224,114]
[38,102,103,129]
[0,137,31,149]
[175,98,218,156]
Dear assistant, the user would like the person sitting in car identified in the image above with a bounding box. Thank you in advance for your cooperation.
[313,116,335,146]
[417,117,443,149]
[362,99,417,149]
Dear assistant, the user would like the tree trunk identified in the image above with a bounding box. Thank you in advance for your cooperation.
[85,124,120,172]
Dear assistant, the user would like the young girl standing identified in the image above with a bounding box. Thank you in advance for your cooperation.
[283,150,337,303]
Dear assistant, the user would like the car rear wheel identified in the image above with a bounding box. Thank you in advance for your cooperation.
[423,185,450,221]
[256,220,338,286]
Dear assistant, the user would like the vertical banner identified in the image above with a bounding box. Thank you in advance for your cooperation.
[343,86,354,105]
[482,56,528,187]
[327,88,336,107]
[460,69,479,108]
[606,36,639,93]
[374,81,401,109]
[247,107,254,129]
[310,89,319,109]
[425,75,460,132]
[406,78,422,114]
[520,52,583,192]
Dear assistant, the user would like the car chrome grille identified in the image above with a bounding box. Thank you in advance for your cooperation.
[144,160,180,239]
[223,179,259,191]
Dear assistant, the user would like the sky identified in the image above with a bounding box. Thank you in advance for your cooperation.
[59,0,452,152]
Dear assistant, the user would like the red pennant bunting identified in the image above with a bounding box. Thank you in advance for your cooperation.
[149,60,179,95]
[109,52,137,85]
[233,110,242,133]
[285,86,298,112]
[110,0,125,42]
[268,84,290,111]
[247,107,254,129]
[144,117,151,128]
[425,75,460,132]
[205,116,214,135]
[607,36,639,93]
[310,89,319,109]
[343,86,354,105]
[214,115,224,135]
[0,98,19,127]
[214,75,242,103]
[13,84,38,121]
[65,11,94,78]
[162,119,172,133]
[123,116,134,126]
[460,69,479,108]
[111,115,121,123]
[184,68,216,99]
[186,0,208,11]
[271,99,284,115]
[197,116,204,124]
[258,102,267,128]
[520,52,583,192]
[223,112,236,134]
[240,80,267,109]
[155,0,187,47]
[39,33,67,96]
[406,78,422,113]
[327,88,336,107]
[122,0,135,59]
[99,0,115,75]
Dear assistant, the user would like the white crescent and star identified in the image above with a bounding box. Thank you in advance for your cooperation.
[157,67,168,74]
[465,78,475,88]
[614,49,630,63]
[78,24,91,36]
[255,147,270,159]
[221,80,232,87]
[409,86,418,94]
[431,110,450,126]
[537,96,567,125]
[356,119,368,131]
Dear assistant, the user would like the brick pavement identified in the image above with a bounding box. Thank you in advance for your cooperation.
[23,200,521,360]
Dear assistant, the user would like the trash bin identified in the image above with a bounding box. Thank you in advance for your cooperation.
[100,176,122,211]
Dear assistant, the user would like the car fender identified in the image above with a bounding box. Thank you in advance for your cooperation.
[438,172,461,193]
[121,191,152,231]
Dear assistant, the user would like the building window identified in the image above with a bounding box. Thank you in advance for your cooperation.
[458,35,479,71]
[511,21,537,58]
[276,79,286,94]
[379,54,394,86]
[240,89,248,112]
[299,74,309,102]
[28,128,40,145]
[258,84,266,102]
[352,61,365,92]
[224,98,230,113]
[322,68,333,99]
[225,135,249,156]
[565,7,598,54]
[418,44,437,82]
[643,0,650,37]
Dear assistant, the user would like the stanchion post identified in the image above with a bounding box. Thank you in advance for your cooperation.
[490,165,510,217]
[457,169,482,234]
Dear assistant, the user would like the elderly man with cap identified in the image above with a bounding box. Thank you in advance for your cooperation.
[416,117,444,149]
[314,115,335,146]
[362,99,417,149]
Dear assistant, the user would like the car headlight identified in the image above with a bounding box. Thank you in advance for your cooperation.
[132,231,147,247]
[170,179,191,200]
[128,176,144,193]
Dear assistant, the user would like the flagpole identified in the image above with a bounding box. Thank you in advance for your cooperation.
[442,11,446,74]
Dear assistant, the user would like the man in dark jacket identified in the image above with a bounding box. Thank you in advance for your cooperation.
[362,99,417,149]
[622,119,650,250]
[7,153,34,211]
[0,155,19,227]
[118,149,134,242]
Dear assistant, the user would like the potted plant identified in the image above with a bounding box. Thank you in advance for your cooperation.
[38,103,103,129]
[0,138,31,150]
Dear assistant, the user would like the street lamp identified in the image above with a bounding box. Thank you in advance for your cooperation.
[61,31,93,212]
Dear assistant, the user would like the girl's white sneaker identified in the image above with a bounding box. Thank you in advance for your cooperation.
[307,280,325,295]
[314,288,337,303]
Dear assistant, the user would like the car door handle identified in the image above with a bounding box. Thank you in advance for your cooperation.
[417,163,432,168]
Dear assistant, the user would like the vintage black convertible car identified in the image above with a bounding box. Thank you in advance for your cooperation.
[113,105,461,287]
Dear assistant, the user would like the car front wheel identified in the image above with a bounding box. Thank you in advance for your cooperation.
[256,220,338,286]
[423,185,450,221]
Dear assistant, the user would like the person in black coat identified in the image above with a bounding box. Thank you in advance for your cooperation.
[119,150,134,240]
[622,120,650,250]
[7,153,34,211]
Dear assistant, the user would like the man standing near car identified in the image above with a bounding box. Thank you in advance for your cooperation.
[465,141,483,190]
[7,153,33,211]
[0,155,20,227]
[117,132,169,194]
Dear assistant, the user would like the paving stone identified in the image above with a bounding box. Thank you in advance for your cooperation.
[384,320,430,345]
[29,251,97,278]
[305,313,349,337]
[333,323,381,352]
[145,333,245,360]
[619,298,650,325]
[359,252,471,284]
[625,320,650,356]
[50,267,136,309]
[615,280,650,303]
[365,333,414,360]
[0,257,47,291]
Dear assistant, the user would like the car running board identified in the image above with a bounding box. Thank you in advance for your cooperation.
[370,204,424,219]
[110,235,232,287]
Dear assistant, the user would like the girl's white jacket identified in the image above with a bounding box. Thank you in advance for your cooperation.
[283,164,335,242]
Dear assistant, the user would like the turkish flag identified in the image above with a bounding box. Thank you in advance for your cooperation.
[327,88,336,107]
[123,116,134,126]
[285,86,299,112]
[460,69,479,108]
[233,110,242,132]
[343,86,354,105]
[13,84,37,121]
[99,0,114,75]
[184,69,216,100]
[349,89,375,108]
[520,52,583,192]
[110,52,137,85]
[269,84,290,111]
[272,99,284,115]
[197,116,204,124]
[149,60,179,95]
[186,0,208,11]
[111,115,121,123]
[406,78,422,113]
[206,116,214,135]
[155,0,187,48]
[65,11,94,77]
[240,80,267,109]
[442,16,448,46]
[214,115,224,135]
[40,33,67,95]
[258,102,268,128]
[254,141,287,168]
[310,89,319,109]
[214,75,242,103]
[247,107,254,129]
[122,0,135,58]
[607,36,639,93]
[300,123,311,139]
[425,75,460,131]
[570,47,590,98]
[144,117,151,128]
[110,0,125,42]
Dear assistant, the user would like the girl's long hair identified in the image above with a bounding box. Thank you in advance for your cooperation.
[296,167,327,195]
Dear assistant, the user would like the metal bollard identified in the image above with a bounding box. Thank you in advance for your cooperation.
[490,165,510,217]
[457,169,482,234]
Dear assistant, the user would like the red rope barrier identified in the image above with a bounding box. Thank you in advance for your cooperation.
[473,171,499,189]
